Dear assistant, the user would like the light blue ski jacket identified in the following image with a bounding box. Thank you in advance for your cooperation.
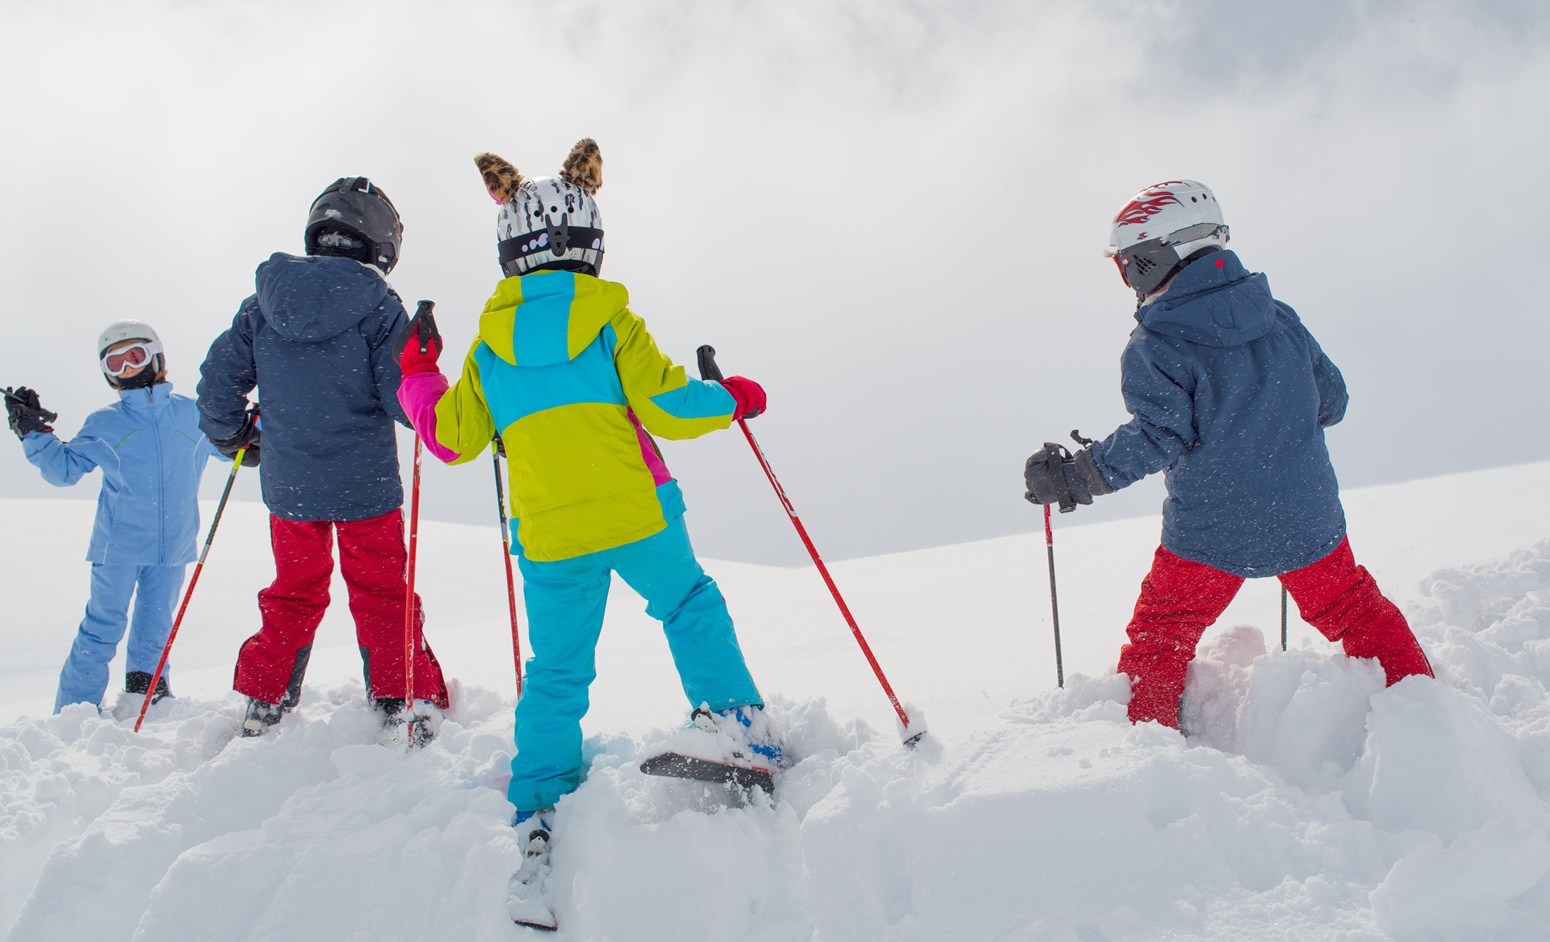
[23,383,222,565]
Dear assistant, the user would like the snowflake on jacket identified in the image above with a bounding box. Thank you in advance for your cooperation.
[1090,250,1349,577]
[197,253,412,522]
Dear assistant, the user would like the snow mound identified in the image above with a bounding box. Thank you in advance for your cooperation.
[8,534,1550,938]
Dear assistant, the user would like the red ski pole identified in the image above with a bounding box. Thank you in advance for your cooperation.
[135,410,254,733]
[492,438,523,697]
[403,433,422,714]
[697,346,924,746]
[400,300,438,721]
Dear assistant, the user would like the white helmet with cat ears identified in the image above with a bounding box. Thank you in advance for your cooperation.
[477,139,604,278]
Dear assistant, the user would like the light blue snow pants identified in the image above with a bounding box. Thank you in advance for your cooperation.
[508,515,762,812]
[55,563,185,713]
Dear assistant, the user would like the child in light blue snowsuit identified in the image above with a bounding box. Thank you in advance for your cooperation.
[7,320,223,713]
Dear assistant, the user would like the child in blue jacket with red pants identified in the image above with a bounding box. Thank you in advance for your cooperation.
[1023,180,1432,728]
[198,176,450,741]
[6,320,222,714]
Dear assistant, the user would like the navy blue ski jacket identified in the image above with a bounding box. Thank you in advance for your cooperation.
[198,253,412,522]
[23,383,222,565]
[1090,250,1348,577]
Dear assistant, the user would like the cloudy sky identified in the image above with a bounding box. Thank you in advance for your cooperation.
[1,1,1546,565]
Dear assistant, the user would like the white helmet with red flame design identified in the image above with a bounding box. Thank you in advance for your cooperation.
[1106,180,1229,301]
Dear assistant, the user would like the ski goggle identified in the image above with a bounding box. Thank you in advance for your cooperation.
[100,340,164,376]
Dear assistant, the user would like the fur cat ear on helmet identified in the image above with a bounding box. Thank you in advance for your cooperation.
[475,153,523,204]
[559,139,603,194]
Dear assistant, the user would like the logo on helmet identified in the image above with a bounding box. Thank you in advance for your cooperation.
[544,213,572,257]
[1114,190,1182,228]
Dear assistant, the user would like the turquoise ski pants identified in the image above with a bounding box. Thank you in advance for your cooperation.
[508,515,762,812]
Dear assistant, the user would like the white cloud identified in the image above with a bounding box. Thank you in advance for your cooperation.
[1,1,1545,563]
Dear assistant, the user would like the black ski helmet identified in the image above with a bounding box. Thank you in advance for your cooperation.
[304,177,404,274]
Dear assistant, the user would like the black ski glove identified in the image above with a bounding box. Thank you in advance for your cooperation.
[1024,443,1113,512]
[211,408,262,466]
[4,386,57,441]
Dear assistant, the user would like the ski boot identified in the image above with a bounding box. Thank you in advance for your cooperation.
[507,810,558,930]
[375,697,443,748]
[125,671,171,705]
[692,705,786,768]
[241,697,287,737]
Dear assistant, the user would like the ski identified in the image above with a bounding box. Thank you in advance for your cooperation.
[507,818,558,931]
[509,896,558,933]
[639,751,775,794]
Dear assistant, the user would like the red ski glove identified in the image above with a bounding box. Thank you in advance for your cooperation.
[395,302,443,377]
[721,375,766,420]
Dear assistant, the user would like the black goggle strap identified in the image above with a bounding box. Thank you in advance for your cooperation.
[498,225,605,268]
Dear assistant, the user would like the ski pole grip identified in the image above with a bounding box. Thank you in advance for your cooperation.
[412,300,439,355]
[696,345,725,383]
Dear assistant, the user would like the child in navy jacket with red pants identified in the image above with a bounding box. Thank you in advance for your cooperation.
[1023,180,1432,728]
[198,177,449,739]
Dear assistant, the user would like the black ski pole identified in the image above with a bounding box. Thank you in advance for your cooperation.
[1280,585,1288,652]
[1043,503,1065,688]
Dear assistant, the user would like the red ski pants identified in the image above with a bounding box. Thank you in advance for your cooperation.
[1117,537,1432,728]
[233,511,449,708]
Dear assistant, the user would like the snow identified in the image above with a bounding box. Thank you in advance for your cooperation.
[4,461,1550,940]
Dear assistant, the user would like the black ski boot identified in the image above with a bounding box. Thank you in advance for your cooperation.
[125,671,171,705]
[241,697,286,737]
[374,697,442,748]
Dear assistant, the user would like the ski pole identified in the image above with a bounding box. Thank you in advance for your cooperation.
[404,433,422,715]
[1280,585,1288,652]
[134,407,255,733]
[1029,434,1088,690]
[492,437,523,697]
[401,300,437,718]
[696,345,923,746]
[1044,504,1065,688]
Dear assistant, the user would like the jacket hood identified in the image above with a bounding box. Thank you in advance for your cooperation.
[1136,250,1276,348]
[479,270,628,367]
[255,253,389,343]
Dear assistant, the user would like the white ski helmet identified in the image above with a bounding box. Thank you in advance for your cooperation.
[97,319,161,357]
[1106,180,1229,301]
[476,139,604,279]
[96,319,165,388]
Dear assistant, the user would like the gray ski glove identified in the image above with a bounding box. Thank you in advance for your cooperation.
[1024,443,1113,512]
[4,386,56,441]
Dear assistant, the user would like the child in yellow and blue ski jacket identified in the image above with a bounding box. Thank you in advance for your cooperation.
[396,140,777,815]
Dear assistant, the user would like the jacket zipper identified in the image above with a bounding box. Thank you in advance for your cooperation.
[149,387,166,563]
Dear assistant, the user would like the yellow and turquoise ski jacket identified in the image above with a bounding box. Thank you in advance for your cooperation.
[400,270,737,562]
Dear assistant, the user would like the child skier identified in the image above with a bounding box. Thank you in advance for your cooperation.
[394,140,779,867]
[1023,179,1433,729]
[6,321,222,714]
[197,176,449,742]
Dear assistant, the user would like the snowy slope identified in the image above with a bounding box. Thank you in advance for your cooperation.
[3,462,1550,941]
